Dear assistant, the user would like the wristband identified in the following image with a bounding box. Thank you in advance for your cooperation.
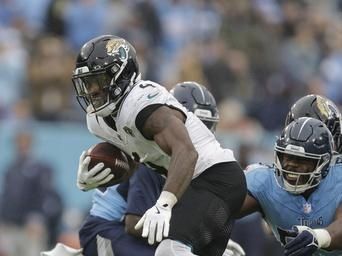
[157,191,178,208]
[314,229,331,248]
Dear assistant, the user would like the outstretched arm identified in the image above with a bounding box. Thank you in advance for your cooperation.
[236,193,262,218]
[125,214,142,237]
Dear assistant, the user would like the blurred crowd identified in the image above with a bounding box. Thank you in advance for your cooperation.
[1,0,342,126]
[0,0,341,255]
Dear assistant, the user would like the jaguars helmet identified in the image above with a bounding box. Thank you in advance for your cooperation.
[285,94,342,153]
[275,117,334,194]
[170,81,219,132]
[72,35,140,117]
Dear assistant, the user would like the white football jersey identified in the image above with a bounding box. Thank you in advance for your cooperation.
[87,80,235,178]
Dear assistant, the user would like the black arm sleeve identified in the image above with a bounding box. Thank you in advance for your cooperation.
[135,104,163,140]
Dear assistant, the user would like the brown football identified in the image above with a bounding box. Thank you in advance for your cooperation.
[86,142,133,187]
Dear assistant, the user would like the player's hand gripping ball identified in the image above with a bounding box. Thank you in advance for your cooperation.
[87,142,133,187]
[77,142,134,191]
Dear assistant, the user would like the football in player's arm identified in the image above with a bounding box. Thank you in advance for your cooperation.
[238,117,342,256]
[77,80,221,256]
[124,82,245,256]
[72,34,246,256]
[76,81,245,256]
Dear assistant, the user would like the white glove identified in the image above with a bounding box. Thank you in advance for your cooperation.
[135,191,177,245]
[224,239,245,256]
[77,151,114,191]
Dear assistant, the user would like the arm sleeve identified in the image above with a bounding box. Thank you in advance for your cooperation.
[135,104,163,139]
[126,165,165,216]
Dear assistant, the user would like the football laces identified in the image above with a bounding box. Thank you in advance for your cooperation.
[115,159,130,170]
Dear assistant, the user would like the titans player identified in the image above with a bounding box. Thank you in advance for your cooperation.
[79,165,162,256]
[239,117,342,255]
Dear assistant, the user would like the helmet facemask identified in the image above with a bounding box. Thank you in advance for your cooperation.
[328,115,342,153]
[275,117,334,194]
[193,108,219,132]
[274,145,331,194]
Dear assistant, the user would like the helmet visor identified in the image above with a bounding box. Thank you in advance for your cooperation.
[202,120,218,132]
[274,149,329,193]
[73,72,112,110]
[278,153,316,185]
[194,108,219,132]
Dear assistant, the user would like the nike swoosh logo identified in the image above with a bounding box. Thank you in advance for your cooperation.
[147,92,159,99]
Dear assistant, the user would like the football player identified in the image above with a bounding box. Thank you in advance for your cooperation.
[72,35,246,256]
[123,82,244,256]
[41,82,244,256]
[238,117,342,255]
[78,164,161,256]
[77,81,243,256]
[285,94,342,158]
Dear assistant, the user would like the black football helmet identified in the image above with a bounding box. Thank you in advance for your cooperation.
[72,35,140,117]
[170,81,219,132]
[285,94,342,153]
[275,117,334,194]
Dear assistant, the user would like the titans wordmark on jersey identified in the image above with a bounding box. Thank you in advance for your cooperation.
[246,163,342,256]
[86,80,235,178]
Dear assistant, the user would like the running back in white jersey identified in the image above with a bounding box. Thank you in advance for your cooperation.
[87,80,235,178]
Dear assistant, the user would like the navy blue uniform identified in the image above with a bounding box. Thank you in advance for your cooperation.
[79,165,165,256]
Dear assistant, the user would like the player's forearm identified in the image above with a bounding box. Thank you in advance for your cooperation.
[125,214,143,237]
[324,206,342,250]
[326,219,342,249]
[236,194,261,218]
[163,146,198,200]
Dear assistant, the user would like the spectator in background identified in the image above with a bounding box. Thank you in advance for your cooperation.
[0,129,63,256]
[63,0,107,51]
[319,21,342,105]
[280,19,321,93]
[0,26,27,119]
[28,35,75,121]
[44,0,68,36]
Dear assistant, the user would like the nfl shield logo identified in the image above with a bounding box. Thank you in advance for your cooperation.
[303,203,312,214]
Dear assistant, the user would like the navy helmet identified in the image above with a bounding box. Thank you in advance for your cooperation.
[285,94,342,153]
[72,35,140,117]
[275,117,334,194]
[170,81,219,132]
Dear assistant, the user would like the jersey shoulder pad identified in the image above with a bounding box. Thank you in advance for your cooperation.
[133,80,169,104]
[245,162,272,172]
[332,154,342,165]
[245,163,274,190]
[120,80,187,124]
